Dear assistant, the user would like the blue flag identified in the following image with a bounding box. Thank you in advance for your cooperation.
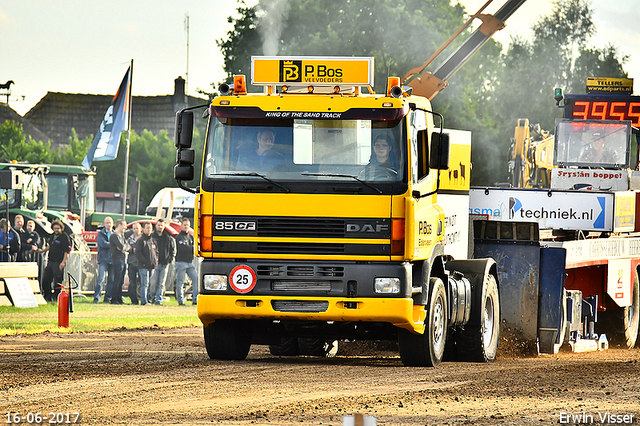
[82,68,131,169]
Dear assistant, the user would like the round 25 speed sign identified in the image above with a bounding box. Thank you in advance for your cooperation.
[229,265,257,293]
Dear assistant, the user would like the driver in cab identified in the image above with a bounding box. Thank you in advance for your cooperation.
[236,129,286,172]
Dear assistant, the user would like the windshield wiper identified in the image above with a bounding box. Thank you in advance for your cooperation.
[214,172,290,193]
[301,173,383,194]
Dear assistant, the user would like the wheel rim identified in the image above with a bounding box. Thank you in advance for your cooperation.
[433,295,445,353]
[482,295,495,348]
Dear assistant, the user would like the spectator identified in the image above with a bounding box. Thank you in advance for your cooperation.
[109,219,129,305]
[14,215,29,262]
[0,218,18,262]
[38,220,71,302]
[126,222,142,305]
[149,219,176,305]
[93,217,114,303]
[174,217,199,305]
[18,217,40,262]
[135,222,158,306]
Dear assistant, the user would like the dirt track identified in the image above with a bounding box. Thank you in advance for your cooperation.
[1,328,639,425]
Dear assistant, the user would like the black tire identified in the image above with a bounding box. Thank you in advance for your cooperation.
[203,320,251,360]
[456,274,500,362]
[599,272,640,348]
[298,338,339,357]
[398,277,448,367]
[269,337,300,356]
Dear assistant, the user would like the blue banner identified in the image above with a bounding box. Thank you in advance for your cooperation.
[82,68,131,169]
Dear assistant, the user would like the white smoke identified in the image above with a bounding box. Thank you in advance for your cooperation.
[258,0,290,56]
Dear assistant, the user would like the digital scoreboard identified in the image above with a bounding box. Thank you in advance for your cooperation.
[564,94,640,127]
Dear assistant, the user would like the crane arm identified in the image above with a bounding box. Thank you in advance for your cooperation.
[404,0,526,100]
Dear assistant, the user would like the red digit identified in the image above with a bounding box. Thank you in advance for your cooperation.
[591,101,607,120]
[628,102,640,126]
[572,101,589,120]
[609,102,626,121]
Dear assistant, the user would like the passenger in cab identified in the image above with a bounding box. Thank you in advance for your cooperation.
[361,134,398,180]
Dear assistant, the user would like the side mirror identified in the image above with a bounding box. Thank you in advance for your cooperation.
[175,110,194,148]
[429,132,450,170]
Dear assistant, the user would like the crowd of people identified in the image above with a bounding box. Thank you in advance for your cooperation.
[92,216,199,306]
[0,214,199,305]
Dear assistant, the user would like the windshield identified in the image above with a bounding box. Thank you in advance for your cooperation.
[22,170,45,211]
[554,120,630,169]
[47,175,69,210]
[204,117,406,183]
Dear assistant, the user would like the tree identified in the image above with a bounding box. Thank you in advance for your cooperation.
[0,121,52,164]
[49,129,93,165]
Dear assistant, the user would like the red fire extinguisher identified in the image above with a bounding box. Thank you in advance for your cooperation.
[58,282,69,328]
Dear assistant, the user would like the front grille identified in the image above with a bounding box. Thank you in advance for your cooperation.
[272,280,333,292]
[272,300,329,313]
[258,218,345,238]
[257,242,345,254]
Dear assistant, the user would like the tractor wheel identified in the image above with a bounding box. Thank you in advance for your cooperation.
[600,272,640,348]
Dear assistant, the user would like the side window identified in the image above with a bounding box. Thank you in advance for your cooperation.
[410,110,428,184]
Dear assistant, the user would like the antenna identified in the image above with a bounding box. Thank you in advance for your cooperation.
[184,13,190,95]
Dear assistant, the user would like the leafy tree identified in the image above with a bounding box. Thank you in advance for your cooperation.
[0,121,53,164]
[48,129,93,165]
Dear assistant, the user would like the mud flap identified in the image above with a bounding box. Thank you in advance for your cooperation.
[537,247,567,354]
[474,241,540,342]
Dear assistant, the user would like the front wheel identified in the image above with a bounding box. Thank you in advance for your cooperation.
[203,320,251,360]
[398,277,448,367]
[456,274,500,362]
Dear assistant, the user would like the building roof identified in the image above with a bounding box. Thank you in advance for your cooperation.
[24,77,207,150]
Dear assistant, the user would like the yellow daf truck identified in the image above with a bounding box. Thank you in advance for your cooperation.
[174,56,499,366]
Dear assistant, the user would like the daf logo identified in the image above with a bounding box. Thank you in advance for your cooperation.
[346,223,389,233]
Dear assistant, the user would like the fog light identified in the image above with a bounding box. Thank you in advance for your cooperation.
[203,274,228,291]
[374,278,400,294]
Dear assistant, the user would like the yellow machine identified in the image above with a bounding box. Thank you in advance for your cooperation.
[509,118,555,188]
[175,57,498,367]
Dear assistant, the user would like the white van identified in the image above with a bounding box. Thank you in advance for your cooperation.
[145,187,195,220]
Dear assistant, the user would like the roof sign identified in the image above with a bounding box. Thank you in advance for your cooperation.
[252,56,374,86]
[586,77,634,94]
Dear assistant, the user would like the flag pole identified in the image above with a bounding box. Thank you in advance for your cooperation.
[122,59,133,219]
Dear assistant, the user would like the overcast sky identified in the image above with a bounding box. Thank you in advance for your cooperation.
[1,0,639,117]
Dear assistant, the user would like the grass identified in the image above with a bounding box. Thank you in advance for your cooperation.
[0,296,202,336]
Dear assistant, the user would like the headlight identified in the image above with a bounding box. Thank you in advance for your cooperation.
[203,274,228,291]
[374,278,401,294]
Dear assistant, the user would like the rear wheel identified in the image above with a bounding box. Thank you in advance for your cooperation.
[456,274,500,362]
[398,277,447,367]
[269,337,300,356]
[599,272,640,348]
[298,338,339,357]
[203,320,251,360]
